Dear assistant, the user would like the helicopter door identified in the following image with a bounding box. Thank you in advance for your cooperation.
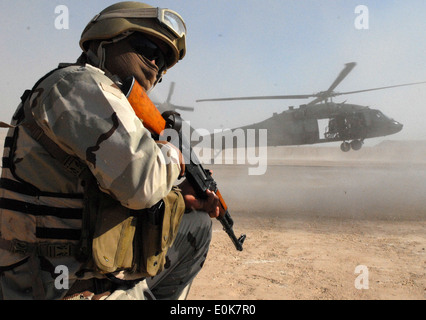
[318,119,331,139]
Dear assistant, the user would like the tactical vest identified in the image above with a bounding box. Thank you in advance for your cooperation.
[0,65,185,291]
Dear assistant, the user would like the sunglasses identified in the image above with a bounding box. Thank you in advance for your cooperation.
[130,37,167,71]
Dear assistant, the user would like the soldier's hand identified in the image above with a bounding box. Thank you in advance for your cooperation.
[179,180,220,218]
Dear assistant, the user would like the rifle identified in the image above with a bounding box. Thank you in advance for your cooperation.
[122,77,246,251]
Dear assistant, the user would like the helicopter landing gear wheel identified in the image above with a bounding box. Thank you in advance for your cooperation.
[350,139,363,151]
[340,141,351,152]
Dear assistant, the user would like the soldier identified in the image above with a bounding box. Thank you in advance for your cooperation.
[0,2,219,300]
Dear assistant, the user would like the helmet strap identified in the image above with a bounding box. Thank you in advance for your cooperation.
[86,49,101,67]
[97,41,108,69]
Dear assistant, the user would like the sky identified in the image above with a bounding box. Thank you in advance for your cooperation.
[0,0,425,147]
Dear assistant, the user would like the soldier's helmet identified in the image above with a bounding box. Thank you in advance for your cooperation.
[80,1,187,70]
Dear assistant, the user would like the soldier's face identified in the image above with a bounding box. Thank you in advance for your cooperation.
[104,34,162,91]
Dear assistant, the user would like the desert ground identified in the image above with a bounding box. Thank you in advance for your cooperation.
[187,142,426,300]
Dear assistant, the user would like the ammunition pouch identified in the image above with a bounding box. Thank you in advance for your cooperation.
[90,191,137,274]
[134,187,185,276]
[87,176,185,277]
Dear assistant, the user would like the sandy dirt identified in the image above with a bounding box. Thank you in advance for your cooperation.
[187,144,426,300]
[188,216,425,300]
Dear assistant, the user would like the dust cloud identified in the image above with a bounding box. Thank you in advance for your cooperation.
[1,129,425,221]
[207,141,426,221]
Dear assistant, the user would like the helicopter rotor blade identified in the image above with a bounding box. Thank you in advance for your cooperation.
[326,62,357,94]
[166,82,176,103]
[195,63,425,106]
[307,62,357,105]
[197,63,357,104]
[334,81,426,96]
[174,105,195,112]
[196,94,316,103]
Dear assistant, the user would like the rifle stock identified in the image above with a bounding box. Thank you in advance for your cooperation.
[123,77,245,251]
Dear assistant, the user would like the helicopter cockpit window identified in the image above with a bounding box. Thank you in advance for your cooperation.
[374,110,390,120]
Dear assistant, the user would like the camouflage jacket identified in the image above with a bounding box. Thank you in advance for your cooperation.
[0,64,182,272]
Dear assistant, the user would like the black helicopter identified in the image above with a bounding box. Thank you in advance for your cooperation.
[197,62,425,152]
[152,82,194,113]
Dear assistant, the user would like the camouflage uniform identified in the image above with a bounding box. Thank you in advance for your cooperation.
[0,64,212,300]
